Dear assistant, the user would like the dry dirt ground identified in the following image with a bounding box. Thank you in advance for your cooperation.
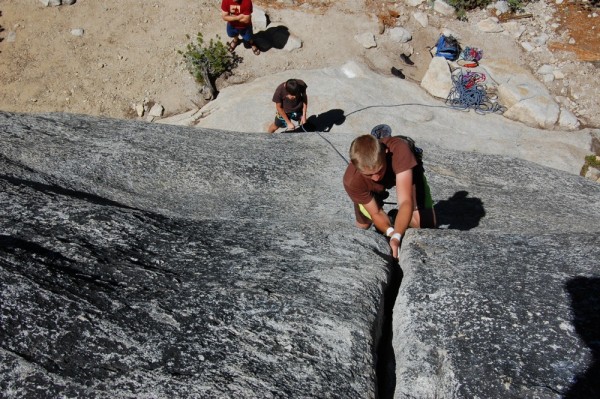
[0,0,598,126]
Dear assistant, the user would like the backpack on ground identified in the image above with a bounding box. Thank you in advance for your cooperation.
[435,34,461,61]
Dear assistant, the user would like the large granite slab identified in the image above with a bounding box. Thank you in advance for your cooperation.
[391,144,600,398]
[2,111,599,398]
[395,231,600,398]
[0,112,392,398]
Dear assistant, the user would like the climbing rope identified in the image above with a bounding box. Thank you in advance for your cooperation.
[445,70,506,115]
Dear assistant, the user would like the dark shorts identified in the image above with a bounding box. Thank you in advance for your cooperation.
[226,23,253,42]
[274,112,301,128]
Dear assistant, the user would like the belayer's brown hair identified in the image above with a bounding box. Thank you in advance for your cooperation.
[285,79,301,96]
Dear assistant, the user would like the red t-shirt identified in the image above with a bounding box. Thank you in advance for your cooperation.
[221,0,253,29]
[343,137,417,205]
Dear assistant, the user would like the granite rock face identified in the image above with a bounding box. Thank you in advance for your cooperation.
[2,111,600,398]
[0,112,393,398]
[392,145,600,398]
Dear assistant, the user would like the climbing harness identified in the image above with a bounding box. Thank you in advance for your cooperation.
[457,47,483,68]
[446,70,506,114]
[461,47,483,62]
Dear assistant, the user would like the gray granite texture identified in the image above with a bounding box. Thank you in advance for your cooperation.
[389,145,600,398]
[0,112,392,398]
[1,111,599,398]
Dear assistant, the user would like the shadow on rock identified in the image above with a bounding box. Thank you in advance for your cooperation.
[373,247,402,399]
[564,277,600,398]
[304,109,346,132]
[434,190,485,230]
[253,26,290,52]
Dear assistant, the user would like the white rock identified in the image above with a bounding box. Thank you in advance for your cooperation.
[283,34,303,52]
[354,32,376,49]
[503,95,560,129]
[542,74,555,83]
[71,28,84,37]
[534,33,549,46]
[149,103,164,117]
[477,18,504,33]
[252,7,268,31]
[7,31,16,43]
[63,0,76,5]
[421,56,453,99]
[441,29,460,41]
[537,64,554,75]
[412,12,428,28]
[156,109,203,126]
[40,0,61,6]
[521,41,535,52]
[497,82,547,108]
[399,43,414,57]
[433,0,456,17]
[388,27,412,43]
[495,1,510,14]
[558,108,580,130]
[553,70,565,80]
[405,0,426,6]
[135,104,145,117]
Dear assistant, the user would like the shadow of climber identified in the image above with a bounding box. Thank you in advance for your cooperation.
[434,190,485,230]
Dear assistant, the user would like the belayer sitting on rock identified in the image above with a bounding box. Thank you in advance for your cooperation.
[343,126,437,259]
[267,79,308,133]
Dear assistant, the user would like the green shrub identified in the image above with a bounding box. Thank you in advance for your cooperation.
[446,0,529,20]
[580,154,600,176]
[507,0,526,12]
[178,33,240,96]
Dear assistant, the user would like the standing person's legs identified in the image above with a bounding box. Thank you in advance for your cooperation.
[239,25,260,55]
[226,24,241,52]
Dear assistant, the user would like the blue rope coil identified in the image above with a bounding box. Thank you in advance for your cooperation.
[446,70,506,115]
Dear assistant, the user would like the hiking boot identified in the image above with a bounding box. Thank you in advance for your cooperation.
[400,54,414,65]
[391,67,405,79]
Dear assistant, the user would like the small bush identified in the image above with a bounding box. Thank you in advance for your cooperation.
[507,0,526,12]
[178,33,240,96]
[580,154,600,176]
[446,0,529,20]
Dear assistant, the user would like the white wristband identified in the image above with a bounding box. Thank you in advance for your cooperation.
[385,227,395,237]
[390,232,402,242]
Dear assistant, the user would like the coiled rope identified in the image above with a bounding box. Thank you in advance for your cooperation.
[445,70,506,115]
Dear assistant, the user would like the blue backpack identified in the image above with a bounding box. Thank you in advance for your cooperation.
[435,34,461,61]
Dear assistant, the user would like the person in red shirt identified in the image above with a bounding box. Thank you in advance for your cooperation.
[343,131,436,258]
[221,0,260,55]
